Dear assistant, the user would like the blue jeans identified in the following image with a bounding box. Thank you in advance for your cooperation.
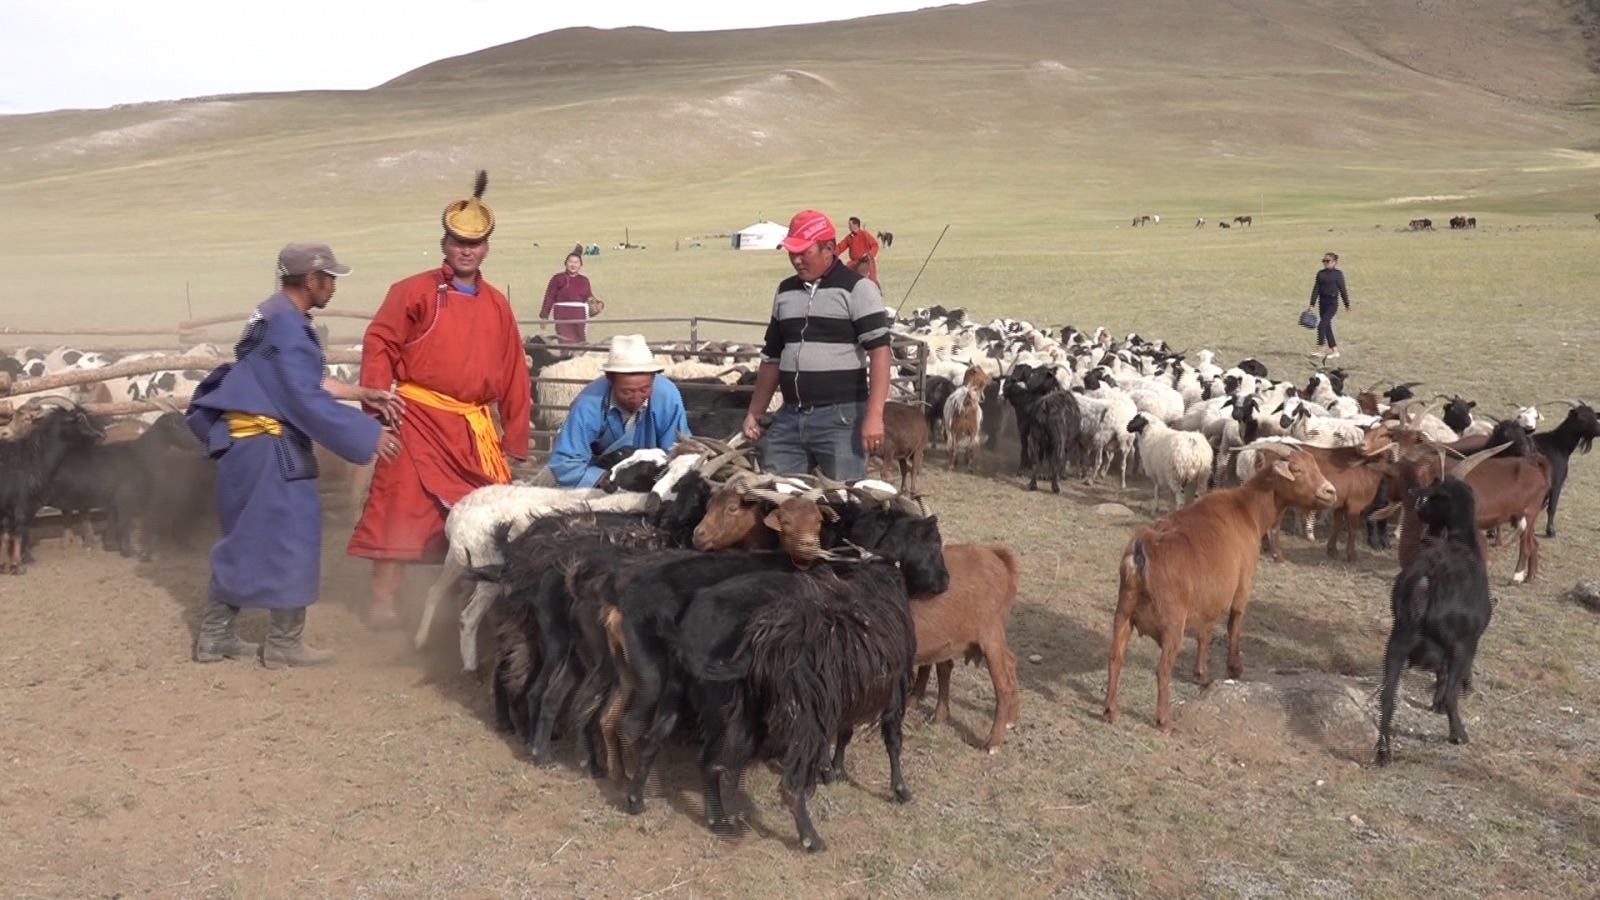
[762,401,868,480]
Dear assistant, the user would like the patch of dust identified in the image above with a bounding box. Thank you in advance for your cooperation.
[38,102,237,158]
[1384,194,1469,204]
[1519,148,1600,173]
[1031,60,1095,82]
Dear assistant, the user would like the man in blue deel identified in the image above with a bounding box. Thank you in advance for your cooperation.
[186,242,404,668]
[544,334,691,488]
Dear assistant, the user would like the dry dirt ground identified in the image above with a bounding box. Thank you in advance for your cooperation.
[4,428,1600,898]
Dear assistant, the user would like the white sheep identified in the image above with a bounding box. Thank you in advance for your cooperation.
[415,483,652,669]
[1126,412,1213,512]
[532,351,611,429]
[1075,388,1138,487]
[1282,397,1367,447]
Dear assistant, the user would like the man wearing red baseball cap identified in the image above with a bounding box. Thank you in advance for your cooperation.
[742,209,892,480]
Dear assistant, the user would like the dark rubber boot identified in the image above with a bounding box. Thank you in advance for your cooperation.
[193,599,260,663]
[260,608,335,669]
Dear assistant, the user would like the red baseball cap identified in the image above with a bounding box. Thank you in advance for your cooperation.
[780,209,837,253]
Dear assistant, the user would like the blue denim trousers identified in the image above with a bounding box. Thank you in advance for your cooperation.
[761,401,868,480]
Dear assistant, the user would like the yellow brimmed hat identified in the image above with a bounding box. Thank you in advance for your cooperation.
[441,170,495,241]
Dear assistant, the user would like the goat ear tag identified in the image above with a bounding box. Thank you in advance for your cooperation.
[763,510,784,531]
[1273,460,1296,481]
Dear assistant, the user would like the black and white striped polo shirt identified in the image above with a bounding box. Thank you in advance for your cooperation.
[759,260,891,408]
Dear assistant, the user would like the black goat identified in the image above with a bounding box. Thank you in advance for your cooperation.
[669,560,918,852]
[617,502,948,815]
[921,374,955,446]
[1531,401,1600,537]
[43,412,199,559]
[1001,365,1083,491]
[0,402,104,573]
[1375,476,1492,765]
[1441,395,1476,434]
[482,512,683,771]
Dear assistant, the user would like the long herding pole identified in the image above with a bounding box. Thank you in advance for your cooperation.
[894,224,950,318]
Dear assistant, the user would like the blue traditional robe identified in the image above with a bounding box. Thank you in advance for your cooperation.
[547,375,691,487]
[186,293,382,609]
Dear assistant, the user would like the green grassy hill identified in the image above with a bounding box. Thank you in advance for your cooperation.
[0,0,1595,334]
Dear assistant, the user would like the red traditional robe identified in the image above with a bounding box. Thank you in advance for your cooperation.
[835,230,880,285]
[347,265,531,563]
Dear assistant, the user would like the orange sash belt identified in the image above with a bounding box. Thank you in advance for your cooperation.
[395,382,510,484]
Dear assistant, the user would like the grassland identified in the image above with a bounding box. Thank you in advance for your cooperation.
[1,0,1599,896]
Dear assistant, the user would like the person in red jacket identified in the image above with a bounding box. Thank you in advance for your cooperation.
[540,250,600,344]
[347,171,532,628]
[834,216,881,285]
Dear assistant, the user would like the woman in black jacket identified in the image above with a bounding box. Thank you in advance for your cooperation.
[1309,252,1350,359]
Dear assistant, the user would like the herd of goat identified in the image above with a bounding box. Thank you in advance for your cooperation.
[0,302,1594,851]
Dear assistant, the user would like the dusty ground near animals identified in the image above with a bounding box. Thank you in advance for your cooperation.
[3,0,1600,895]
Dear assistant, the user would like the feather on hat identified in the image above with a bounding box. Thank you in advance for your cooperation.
[442,170,495,241]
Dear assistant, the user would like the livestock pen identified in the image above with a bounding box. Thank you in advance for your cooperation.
[519,315,932,454]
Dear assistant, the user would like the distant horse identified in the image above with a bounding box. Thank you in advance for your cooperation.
[1234,215,1252,227]
[1449,215,1468,230]
[1195,217,1205,227]
[1408,218,1435,231]
[876,230,894,248]
[1218,221,1231,229]
[1132,215,1153,227]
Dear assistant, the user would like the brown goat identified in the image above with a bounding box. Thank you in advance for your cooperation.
[692,486,780,552]
[870,401,929,492]
[1258,435,1395,562]
[1103,444,1338,730]
[691,482,838,568]
[1384,444,1549,584]
[944,365,990,472]
[907,544,1021,753]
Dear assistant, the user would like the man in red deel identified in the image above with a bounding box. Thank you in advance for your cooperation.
[347,170,531,628]
[834,215,881,285]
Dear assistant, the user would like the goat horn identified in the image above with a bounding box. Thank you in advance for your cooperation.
[25,394,78,409]
[741,487,794,506]
[1449,442,1511,480]
[1366,501,1403,522]
[697,447,743,476]
[1539,398,1583,409]
[696,435,742,456]
[1233,440,1297,457]
[1362,440,1396,458]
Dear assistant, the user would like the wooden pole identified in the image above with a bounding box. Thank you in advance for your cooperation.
[177,309,374,331]
[5,349,362,398]
[0,325,177,337]
[82,396,195,417]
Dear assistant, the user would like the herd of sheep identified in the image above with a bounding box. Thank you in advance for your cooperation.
[0,300,1594,851]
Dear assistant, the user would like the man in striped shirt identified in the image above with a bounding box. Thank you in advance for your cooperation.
[742,209,892,480]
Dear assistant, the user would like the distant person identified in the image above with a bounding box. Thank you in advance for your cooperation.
[835,215,881,286]
[186,242,403,667]
[1308,251,1350,359]
[347,171,532,628]
[540,250,602,344]
[539,334,691,487]
[742,209,892,480]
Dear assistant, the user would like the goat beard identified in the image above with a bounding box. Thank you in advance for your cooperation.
[782,534,822,569]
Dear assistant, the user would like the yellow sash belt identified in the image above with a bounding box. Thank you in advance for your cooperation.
[225,411,282,439]
[395,381,511,484]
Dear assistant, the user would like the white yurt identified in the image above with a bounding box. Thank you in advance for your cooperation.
[731,220,789,250]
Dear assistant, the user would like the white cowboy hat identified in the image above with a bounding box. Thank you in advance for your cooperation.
[602,334,664,374]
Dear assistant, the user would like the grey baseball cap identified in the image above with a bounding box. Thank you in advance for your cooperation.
[277,242,353,277]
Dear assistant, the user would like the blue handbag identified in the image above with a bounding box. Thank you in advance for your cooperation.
[1298,308,1319,329]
